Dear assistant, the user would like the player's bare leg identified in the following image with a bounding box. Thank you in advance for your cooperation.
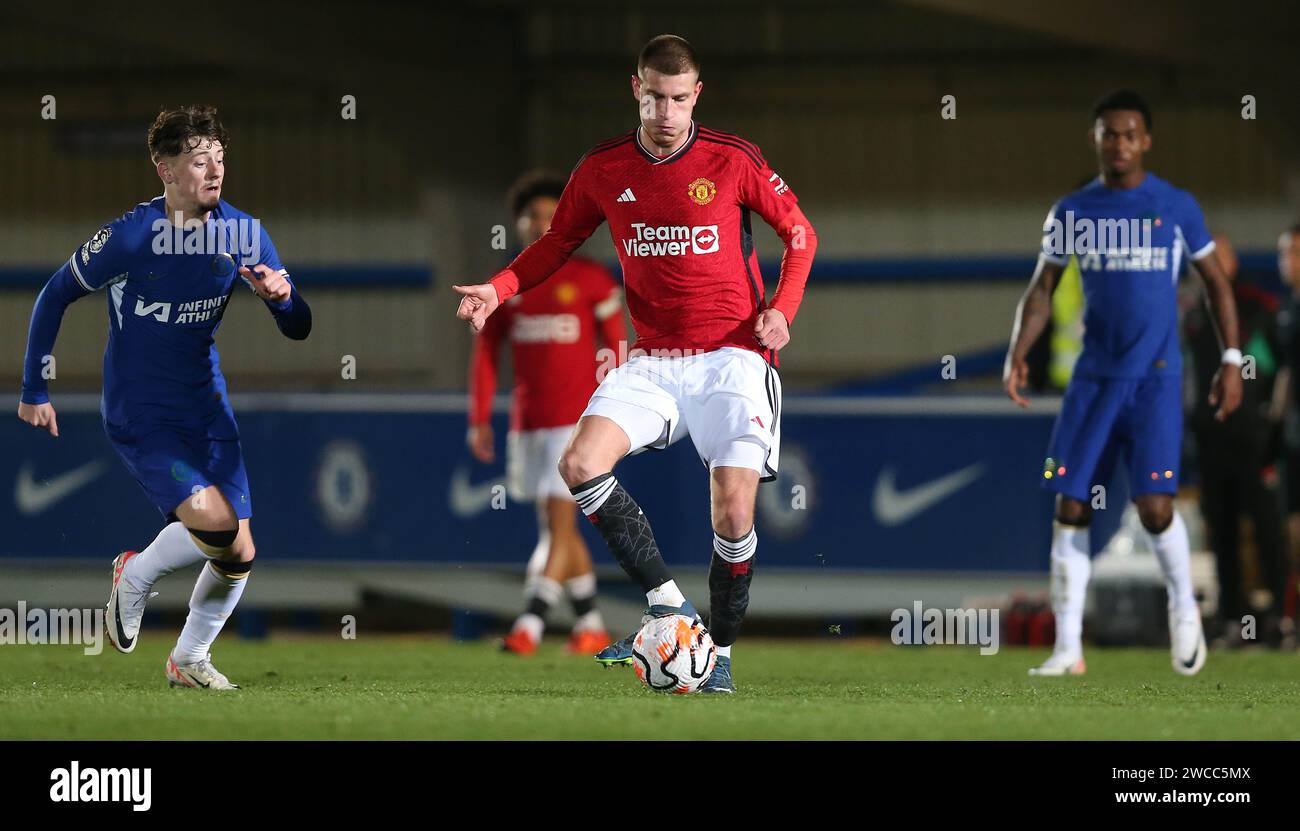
[503,500,560,655]
[700,465,760,694]
[561,415,698,665]
[1030,495,1091,676]
[546,497,609,653]
[1135,493,1206,675]
[162,486,252,689]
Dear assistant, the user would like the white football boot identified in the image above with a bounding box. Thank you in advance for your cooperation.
[1028,649,1086,676]
[105,551,150,653]
[1170,610,1207,676]
[166,652,240,690]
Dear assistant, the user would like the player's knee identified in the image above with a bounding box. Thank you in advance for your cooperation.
[187,526,238,559]
[714,497,755,539]
[1136,499,1173,533]
[233,539,255,563]
[557,447,608,488]
[1055,498,1092,527]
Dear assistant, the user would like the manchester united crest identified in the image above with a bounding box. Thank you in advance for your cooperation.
[555,282,578,305]
[687,177,716,206]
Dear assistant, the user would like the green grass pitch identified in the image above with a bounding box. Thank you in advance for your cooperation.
[2,637,1298,739]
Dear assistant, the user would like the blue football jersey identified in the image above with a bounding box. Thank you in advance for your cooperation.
[60,197,288,436]
[1040,173,1214,378]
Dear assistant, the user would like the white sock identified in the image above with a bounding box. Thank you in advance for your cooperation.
[565,572,597,600]
[1050,522,1091,656]
[1149,511,1198,617]
[565,573,606,631]
[512,612,544,642]
[124,522,207,589]
[716,644,732,659]
[173,560,248,664]
[647,579,686,608]
[573,610,605,632]
[523,576,562,634]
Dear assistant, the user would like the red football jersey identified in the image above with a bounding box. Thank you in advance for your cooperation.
[470,256,624,431]
[490,122,813,361]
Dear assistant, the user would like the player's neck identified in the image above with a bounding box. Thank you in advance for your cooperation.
[163,196,212,226]
[638,123,692,158]
[1101,168,1146,190]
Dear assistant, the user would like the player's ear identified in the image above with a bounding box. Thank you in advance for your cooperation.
[1141,132,1153,153]
[155,158,172,185]
[631,74,641,101]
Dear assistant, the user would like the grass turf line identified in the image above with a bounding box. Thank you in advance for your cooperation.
[1,637,1297,739]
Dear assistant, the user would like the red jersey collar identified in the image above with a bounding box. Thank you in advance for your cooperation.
[635,121,698,165]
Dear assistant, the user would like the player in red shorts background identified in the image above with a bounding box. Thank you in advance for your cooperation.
[455,34,817,693]
[469,172,627,656]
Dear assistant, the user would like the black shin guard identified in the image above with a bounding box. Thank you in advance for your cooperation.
[571,474,673,593]
[708,553,754,648]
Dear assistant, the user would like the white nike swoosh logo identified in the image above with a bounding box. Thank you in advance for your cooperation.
[872,463,985,527]
[15,459,109,516]
[448,465,505,518]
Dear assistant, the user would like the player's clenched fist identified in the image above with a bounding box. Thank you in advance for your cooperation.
[18,401,59,437]
[454,283,500,333]
[1003,355,1030,408]
[240,264,291,304]
[753,308,790,351]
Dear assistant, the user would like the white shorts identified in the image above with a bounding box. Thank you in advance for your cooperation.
[507,425,576,502]
[582,347,782,480]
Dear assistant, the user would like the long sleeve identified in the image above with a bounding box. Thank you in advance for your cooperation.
[489,161,606,303]
[468,306,507,426]
[768,205,817,325]
[21,261,89,405]
[265,284,312,340]
[736,150,817,325]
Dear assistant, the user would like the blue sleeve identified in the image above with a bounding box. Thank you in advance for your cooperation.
[249,228,311,340]
[70,221,132,291]
[1176,191,1215,261]
[1040,200,1068,265]
[21,260,90,405]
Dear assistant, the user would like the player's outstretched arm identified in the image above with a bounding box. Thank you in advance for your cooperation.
[1004,257,1063,407]
[241,264,312,340]
[1191,254,1243,420]
[17,261,90,437]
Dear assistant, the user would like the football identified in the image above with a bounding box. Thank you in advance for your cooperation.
[631,614,717,694]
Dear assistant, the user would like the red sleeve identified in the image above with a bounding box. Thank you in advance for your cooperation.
[490,160,606,303]
[736,150,817,325]
[585,264,628,362]
[468,305,508,426]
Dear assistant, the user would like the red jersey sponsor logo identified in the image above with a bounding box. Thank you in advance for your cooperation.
[623,223,719,257]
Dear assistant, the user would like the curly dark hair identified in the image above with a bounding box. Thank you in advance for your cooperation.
[1091,89,1152,131]
[147,105,229,162]
[507,170,567,219]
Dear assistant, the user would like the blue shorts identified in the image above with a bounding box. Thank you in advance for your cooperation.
[1042,373,1182,502]
[105,422,253,520]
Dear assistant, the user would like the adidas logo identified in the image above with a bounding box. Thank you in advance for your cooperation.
[615,188,636,203]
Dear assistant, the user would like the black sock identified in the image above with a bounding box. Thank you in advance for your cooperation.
[570,594,595,618]
[570,473,673,593]
[525,595,553,620]
[709,530,757,648]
